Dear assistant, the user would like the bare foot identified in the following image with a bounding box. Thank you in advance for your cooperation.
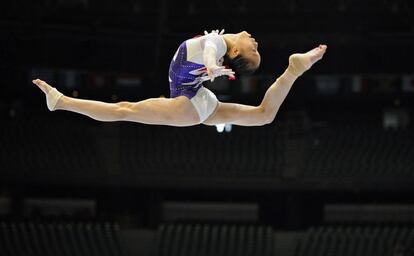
[288,44,328,76]
[306,44,328,65]
[32,79,52,94]
[32,79,63,111]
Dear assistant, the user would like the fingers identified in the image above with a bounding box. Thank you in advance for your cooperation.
[207,69,215,82]
[204,29,225,35]
[215,68,235,78]
[208,66,236,81]
[212,66,235,75]
[221,69,236,80]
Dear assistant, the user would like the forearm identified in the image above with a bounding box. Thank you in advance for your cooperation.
[203,47,218,70]
[259,68,298,120]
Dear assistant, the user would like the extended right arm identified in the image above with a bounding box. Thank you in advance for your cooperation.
[202,34,235,81]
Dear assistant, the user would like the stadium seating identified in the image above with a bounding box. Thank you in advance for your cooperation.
[1,114,413,189]
[0,221,125,256]
[151,223,274,256]
[295,225,414,256]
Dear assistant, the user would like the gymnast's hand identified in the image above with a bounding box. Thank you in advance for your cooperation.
[206,65,236,82]
[204,29,225,36]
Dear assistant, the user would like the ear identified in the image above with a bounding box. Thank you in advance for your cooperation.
[228,47,239,58]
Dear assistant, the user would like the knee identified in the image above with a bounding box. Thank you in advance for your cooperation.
[116,101,134,120]
[259,106,277,125]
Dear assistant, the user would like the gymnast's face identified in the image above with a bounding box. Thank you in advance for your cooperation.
[232,31,261,69]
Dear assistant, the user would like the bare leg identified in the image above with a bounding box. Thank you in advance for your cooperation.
[32,79,200,126]
[259,44,327,121]
[203,45,327,126]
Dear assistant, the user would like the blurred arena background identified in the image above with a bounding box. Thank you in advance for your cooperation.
[1,0,414,255]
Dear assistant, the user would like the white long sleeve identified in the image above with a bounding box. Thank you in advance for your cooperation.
[202,34,227,68]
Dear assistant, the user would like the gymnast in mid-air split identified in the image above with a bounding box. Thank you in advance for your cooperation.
[33,29,327,127]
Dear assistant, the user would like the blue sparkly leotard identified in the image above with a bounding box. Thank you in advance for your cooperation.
[168,34,227,99]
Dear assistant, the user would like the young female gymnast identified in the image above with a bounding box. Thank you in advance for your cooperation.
[33,30,327,127]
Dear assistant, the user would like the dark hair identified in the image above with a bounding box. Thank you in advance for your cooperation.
[223,54,257,77]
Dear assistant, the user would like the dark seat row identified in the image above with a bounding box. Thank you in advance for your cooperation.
[0,221,124,256]
[152,223,274,256]
[295,225,414,256]
[304,126,414,177]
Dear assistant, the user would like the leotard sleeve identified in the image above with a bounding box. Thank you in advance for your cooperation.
[202,34,227,68]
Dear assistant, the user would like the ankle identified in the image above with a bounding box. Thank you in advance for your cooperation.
[282,68,299,83]
[286,64,301,78]
[54,95,65,110]
[46,88,63,111]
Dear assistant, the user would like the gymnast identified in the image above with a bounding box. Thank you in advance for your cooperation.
[33,30,327,127]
